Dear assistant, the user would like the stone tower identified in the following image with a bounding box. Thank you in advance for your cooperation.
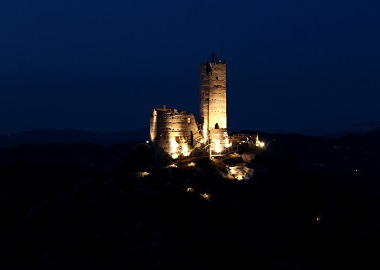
[199,52,227,143]
[150,105,201,158]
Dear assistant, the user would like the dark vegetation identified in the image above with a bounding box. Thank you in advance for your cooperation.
[1,128,380,269]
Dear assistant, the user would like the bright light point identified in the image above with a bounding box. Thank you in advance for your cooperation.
[188,162,195,167]
[168,163,178,168]
[223,132,230,148]
[255,135,265,148]
[185,187,194,192]
[135,171,150,178]
[146,140,149,144]
[228,166,245,180]
[225,139,231,148]
[203,127,208,141]
[316,213,321,222]
[170,139,179,158]
[214,139,221,153]
[201,193,210,200]
[181,142,190,157]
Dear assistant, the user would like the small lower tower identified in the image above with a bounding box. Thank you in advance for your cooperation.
[150,105,201,159]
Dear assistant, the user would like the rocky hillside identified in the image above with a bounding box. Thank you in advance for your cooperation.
[1,129,380,269]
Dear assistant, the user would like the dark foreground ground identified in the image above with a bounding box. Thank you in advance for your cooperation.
[1,129,380,269]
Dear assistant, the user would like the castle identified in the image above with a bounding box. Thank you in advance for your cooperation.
[150,52,230,159]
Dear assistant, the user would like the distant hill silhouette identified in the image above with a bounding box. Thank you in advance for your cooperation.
[2,126,380,149]
[0,128,149,148]
[366,126,380,138]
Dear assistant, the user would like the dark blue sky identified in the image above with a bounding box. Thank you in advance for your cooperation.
[1,0,379,135]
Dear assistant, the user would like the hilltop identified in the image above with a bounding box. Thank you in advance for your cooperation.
[0,128,379,269]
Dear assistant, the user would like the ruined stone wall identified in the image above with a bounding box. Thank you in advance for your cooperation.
[200,61,227,138]
[150,109,158,142]
[150,106,200,154]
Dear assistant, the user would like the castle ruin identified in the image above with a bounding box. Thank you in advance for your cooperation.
[150,52,230,158]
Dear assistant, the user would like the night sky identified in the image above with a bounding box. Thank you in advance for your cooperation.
[1,0,379,136]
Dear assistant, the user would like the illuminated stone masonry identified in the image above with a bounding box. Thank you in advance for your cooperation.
[200,53,227,140]
[149,52,266,168]
[150,105,201,159]
[200,53,228,156]
[149,52,230,158]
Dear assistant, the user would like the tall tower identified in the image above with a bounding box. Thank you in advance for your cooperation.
[200,52,227,143]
